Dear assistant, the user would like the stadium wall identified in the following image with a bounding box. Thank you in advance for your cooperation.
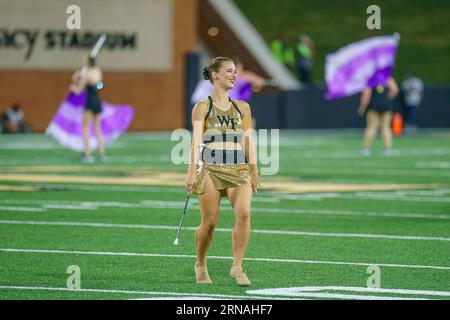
[277,87,450,129]
[243,87,450,129]
[0,0,198,132]
[246,87,450,129]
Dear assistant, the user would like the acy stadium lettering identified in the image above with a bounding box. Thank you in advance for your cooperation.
[0,29,137,60]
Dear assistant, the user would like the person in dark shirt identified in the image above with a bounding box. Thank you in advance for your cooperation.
[70,55,105,163]
[295,34,314,84]
[358,76,399,156]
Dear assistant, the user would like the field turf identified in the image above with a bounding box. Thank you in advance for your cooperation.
[0,130,449,300]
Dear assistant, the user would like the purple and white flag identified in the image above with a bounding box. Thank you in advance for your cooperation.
[46,91,134,151]
[325,34,400,100]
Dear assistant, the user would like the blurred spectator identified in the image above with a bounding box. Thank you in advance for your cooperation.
[401,73,424,132]
[270,33,296,75]
[295,34,314,84]
[0,112,8,133]
[233,57,267,96]
[1,103,32,134]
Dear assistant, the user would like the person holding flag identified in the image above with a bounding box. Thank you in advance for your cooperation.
[69,54,105,163]
[46,34,134,161]
[358,76,399,156]
[324,33,400,156]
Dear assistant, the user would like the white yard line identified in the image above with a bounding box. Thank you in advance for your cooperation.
[0,285,285,300]
[1,181,449,201]
[1,199,449,220]
[0,285,438,300]
[346,193,450,203]
[0,248,449,271]
[253,207,450,220]
[0,206,45,212]
[1,219,449,242]
[279,286,450,297]
[42,205,97,210]
[395,189,450,196]
[247,286,450,300]
[22,184,186,193]
[266,192,450,203]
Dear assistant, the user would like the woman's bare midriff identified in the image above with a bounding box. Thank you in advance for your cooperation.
[204,141,243,150]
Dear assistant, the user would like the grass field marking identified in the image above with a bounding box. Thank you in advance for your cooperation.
[1,248,449,271]
[277,188,450,198]
[0,285,289,300]
[31,183,185,194]
[0,185,42,192]
[282,148,450,159]
[346,193,450,203]
[0,285,439,300]
[250,228,450,242]
[41,205,97,211]
[0,142,63,150]
[292,286,450,296]
[416,161,450,169]
[395,189,450,196]
[0,173,445,193]
[281,166,450,177]
[246,286,450,299]
[11,182,450,199]
[0,199,188,209]
[252,203,450,220]
[281,160,450,171]
[281,161,450,174]
[1,219,450,242]
[272,192,450,203]
[0,207,45,212]
[2,198,449,220]
[4,204,450,220]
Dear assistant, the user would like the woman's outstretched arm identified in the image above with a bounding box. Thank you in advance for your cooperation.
[185,101,207,193]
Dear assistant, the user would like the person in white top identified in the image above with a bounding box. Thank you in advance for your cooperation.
[401,73,424,131]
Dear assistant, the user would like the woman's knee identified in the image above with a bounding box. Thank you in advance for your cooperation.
[200,221,217,233]
[200,214,218,232]
[235,209,251,223]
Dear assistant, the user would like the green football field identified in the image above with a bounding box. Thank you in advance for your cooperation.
[0,130,449,300]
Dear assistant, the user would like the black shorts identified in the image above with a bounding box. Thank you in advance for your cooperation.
[85,95,102,114]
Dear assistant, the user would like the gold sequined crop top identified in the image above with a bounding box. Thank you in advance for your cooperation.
[202,96,244,144]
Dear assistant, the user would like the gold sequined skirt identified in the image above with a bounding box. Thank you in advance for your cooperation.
[194,162,251,197]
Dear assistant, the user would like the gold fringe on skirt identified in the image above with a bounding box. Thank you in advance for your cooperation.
[194,162,251,197]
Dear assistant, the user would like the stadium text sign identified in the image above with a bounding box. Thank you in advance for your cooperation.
[0,0,172,71]
[0,29,136,61]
